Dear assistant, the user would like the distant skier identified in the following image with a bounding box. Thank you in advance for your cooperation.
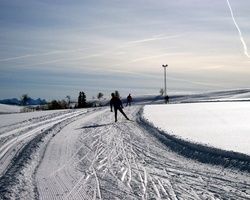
[165,95,169,104]
[110,93,130,122]
[126,94,132,106]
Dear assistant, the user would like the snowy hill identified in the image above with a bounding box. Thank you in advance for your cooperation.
[169,88,250,103]
[108,88,250,106]
[0,103,22,114]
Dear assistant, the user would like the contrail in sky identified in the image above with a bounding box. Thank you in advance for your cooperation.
[4,34,183,67]
[0,48,89,62]
[226,0,250,58]
[130,52,187,62]
[126,34,181,45]
[0,34,181,63]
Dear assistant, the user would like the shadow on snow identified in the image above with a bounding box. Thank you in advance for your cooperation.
[78,123,114,129]
[137,108,250,172]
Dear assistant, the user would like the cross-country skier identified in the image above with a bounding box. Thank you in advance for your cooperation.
[110,93,130,122]
[126,94,132,106]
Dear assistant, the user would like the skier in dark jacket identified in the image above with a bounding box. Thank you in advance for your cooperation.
[126,94,132,106]
[110,93,130,122]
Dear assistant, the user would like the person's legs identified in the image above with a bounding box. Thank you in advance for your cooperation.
[118,108,129,120]
[114,108,118,122]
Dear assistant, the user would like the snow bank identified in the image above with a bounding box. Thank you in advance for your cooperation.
[143,102,250,157]
[0,109,67,127]
[0,103,22,114]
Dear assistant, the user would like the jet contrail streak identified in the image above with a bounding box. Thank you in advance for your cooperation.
[126,34,182,45]
[5,34,184,67]
[131,52,188,62]
[0,55,33,62]
[0,35,181,63]
[226,0,250,58]
[0,48,89,62]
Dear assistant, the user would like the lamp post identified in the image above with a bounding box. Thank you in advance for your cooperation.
[162,64,168,97]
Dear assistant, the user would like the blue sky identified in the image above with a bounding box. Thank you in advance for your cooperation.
[0,0,250,100]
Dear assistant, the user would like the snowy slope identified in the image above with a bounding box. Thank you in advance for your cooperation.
[1,109,71,127]
[169,88,250,103]
[0,103,22,114]
[0,105,250,199]
[143,102,250,156]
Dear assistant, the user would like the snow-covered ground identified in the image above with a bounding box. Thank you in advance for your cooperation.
[0,103,22,114]
[1,109,70,127]
[0,90,250,199]
[143,102,250,156]
[169,88,250,104]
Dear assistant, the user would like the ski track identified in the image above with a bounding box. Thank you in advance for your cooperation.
[0,108,99,199]
[0,106,250,199]
[0,109,89,176]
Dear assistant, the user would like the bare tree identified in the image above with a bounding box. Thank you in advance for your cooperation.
[66,95,71,108]
[97,92,104,107]
[159,88,164,96]
[97,92,104,100]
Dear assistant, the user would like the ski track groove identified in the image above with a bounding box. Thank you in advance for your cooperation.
[1,106,250,199]
[65,130,104,199]
[0,110,87,176]
[0,108,99,199]
[0,110,69,134]
[93,167,102,200]
[0,111,83,139]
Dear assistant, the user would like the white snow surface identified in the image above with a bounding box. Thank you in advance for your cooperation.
[0,109,68,127]
[0,103,22,113]
[143,102,250,156]
[1,90,250,199]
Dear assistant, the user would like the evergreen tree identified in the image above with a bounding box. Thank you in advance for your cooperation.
[49,100,61,110]
[78,91,87,108]
[20,94,30,106]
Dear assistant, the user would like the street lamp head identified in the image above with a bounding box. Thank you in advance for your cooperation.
[162,64,168,67]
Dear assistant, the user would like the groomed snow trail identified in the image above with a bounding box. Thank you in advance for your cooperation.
[0,108,98,199]
[35,106,250,200]
[0,110,88,176]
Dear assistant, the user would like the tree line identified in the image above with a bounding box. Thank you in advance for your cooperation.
[48,91,99,110]
[19,91,107,111]
[20,88,169,111]
[20,88,167,111]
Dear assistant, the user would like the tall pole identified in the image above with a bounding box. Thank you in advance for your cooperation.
[162,64,168,97]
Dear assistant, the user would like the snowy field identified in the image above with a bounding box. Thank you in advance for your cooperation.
[0,90,250,199]
[0,103,22,114]
[0,109,71,127]
[143,102,250,156]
